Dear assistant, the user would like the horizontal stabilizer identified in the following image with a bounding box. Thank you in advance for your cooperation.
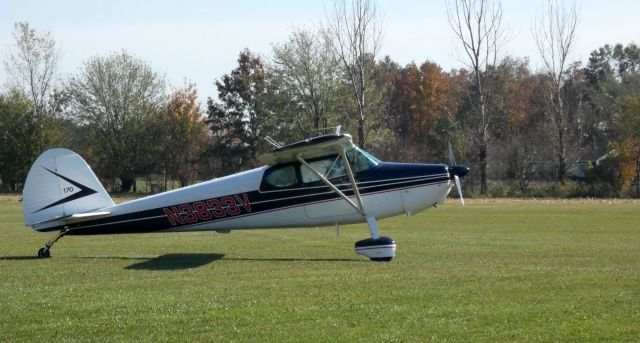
[30,211,111,229]
[66,211,111,223]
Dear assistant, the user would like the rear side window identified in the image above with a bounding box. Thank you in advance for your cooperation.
[263,165,298,188]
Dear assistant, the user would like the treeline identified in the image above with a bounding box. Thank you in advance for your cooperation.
[1,1,639,197]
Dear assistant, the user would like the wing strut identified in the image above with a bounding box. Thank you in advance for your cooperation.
[296,154,364,215]
[296,150,381,240]
[340,151,364,212]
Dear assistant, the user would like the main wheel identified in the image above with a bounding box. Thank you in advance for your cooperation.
[355,236,396,261]
[370,257,393,262]
[37,247,51,258]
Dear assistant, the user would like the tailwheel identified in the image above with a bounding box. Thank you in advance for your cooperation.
[37,247,51,258]
[37,228,68,259]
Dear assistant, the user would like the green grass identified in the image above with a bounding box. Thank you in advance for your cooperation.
[1,196,639,342]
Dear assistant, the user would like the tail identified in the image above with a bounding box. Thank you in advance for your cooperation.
[22,149,114,231]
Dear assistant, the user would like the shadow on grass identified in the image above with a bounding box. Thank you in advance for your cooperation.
[0,256,42,260]
[0,254,365,265]
[124,253,225,270]
[224,257,365,262]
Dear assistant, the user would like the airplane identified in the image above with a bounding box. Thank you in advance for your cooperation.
[22,133,469,261]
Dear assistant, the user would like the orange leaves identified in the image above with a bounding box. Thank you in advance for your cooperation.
[612,138,640,189]
[167,83,202,124]
[163,83,207,185]
[389,61,456,160]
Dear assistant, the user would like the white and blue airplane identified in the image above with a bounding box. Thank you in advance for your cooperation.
[23,133,469,261]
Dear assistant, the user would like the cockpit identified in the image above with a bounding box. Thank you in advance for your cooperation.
[260,147,381,190]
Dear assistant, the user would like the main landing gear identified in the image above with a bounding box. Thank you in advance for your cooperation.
[354,216,396,262]
[37,228,69,258]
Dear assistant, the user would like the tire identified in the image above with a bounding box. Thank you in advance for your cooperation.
[370,257,393,262]
[37,248,51,258]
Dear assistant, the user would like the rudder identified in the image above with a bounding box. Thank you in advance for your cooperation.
[22,149,114,229]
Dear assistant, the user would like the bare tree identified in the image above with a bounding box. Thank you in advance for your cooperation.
[272,28,339,135]
[447,0,507,195]
[324,0,383,148]
[532,0,580,183]
[3,22,60,118]
[2,22,64,190]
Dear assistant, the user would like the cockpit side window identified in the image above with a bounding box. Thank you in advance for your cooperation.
[300,155,346,183]
[262,165,299,189]
[261,147,381,189]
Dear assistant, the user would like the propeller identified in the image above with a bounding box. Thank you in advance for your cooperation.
[448,142,469,206]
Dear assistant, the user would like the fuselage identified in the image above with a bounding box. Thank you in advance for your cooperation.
[40,161,453,235]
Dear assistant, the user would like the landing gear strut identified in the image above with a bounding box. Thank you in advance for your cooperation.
[37,228,69,258]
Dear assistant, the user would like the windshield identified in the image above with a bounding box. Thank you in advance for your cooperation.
[346,147,380,172]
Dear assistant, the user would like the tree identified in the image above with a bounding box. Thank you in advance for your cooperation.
[386,61,458,162]
[66,51,166,192]
[0,90,32,191]
[161,83,207,189]
[612,92,640,196]
[486,58,546,193]
[532,0,580,183]
[447,0,507,194]
[207,49,274,174]
[1,22,66,190]
[271,28,340,136]
[324,0,383,148]
[612,43,640,80]
[3,22,60,118]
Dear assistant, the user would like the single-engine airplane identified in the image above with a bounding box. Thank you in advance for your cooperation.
[23,133,469,261]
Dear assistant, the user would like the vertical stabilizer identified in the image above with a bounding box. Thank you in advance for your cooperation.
[22,149,114,229]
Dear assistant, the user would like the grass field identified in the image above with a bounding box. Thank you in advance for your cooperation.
[1,196,639,342]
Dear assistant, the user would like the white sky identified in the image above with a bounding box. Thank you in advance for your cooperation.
[1,0,639,100]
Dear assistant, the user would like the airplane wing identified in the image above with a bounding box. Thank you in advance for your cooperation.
[258,134,355,165]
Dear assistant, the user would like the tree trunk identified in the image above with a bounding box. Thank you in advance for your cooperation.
[120,175,134,193]
[163,167,168,192]
[480,139,487,195]
[479,95,488,195]
[358,116,365,148]
[557,113,567,185]
[557,146,567,184]
[313,108,320,131]
[636,153,639,198]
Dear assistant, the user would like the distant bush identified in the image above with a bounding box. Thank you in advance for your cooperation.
[460,179,628,199]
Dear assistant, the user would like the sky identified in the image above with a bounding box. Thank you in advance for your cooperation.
[1,0,639,100]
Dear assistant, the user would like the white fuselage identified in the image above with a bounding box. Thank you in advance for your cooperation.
[57,164,453,235]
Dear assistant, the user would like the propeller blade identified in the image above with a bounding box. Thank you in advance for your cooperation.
[447,141,466,206]
[454,174,464,206]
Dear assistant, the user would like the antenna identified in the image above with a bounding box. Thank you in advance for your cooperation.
[265,136,283,149]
